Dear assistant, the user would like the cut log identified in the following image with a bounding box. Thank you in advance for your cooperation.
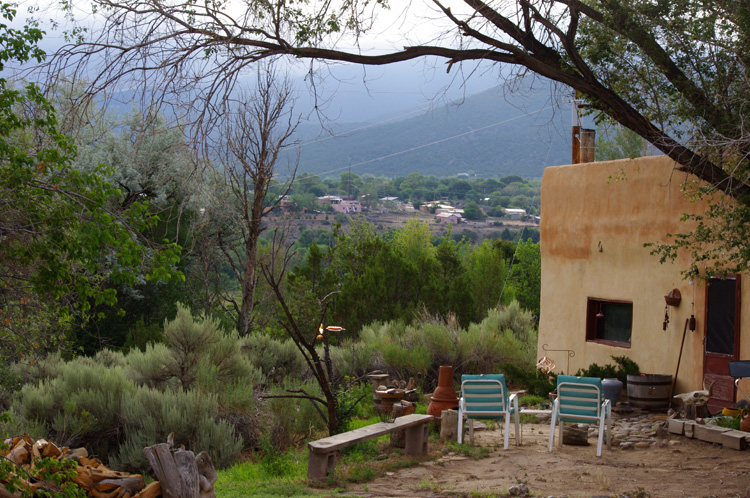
[95,477,145,496]
[440,409,459,442]
[132,481,161,498]
[562,425,589,445]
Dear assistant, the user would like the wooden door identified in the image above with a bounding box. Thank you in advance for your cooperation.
[703,275,741,413]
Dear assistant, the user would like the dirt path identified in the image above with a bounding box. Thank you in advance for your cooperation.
[352,421,750,498]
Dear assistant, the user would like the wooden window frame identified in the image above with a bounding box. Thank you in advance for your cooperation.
[585,297,632,348]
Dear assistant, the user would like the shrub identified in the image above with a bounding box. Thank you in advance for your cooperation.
[241,334,308,385]
[576,355,640,386]
[330,338,379,380]
[18,362,136,456]
[265,378,327,451]
[127,304,257,391]
[112,386,243,472]
[355,302,538,391]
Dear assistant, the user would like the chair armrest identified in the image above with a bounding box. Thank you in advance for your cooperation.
[602,398,611,417]
[509,392,519,412]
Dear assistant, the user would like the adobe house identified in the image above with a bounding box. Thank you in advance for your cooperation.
[537,155,749,412]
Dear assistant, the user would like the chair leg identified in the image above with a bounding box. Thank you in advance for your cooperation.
[514,408,521,446]
[469,419,474,445]
[596,413,605,457]
[503,414,509,450]
[457,410,464,444]
[606,412,612,450]
[558,419,564,448]
[548,408,557,452]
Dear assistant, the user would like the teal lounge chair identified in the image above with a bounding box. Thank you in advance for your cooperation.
[548,375,611,456]
[458,374,520,449]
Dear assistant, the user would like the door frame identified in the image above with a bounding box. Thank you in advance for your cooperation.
[703,274,741,411]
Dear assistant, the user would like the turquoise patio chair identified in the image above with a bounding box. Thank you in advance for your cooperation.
[458,374,520,449]
[548,375,611,457]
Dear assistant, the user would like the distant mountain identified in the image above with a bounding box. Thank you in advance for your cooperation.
[290,85,571,179]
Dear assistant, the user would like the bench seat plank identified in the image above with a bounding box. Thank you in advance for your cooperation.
[309,414,433,453]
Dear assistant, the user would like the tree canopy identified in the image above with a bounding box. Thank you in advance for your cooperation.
[46,0,750,272]
[0,5,182,360]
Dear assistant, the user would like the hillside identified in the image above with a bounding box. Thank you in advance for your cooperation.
[291,85,571,179]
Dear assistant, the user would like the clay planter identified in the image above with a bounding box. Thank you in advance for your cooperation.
[427,366,459,427]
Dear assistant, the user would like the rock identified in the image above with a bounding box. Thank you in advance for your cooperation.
[651,440,666,448]
[620,442,634,450]
[508,483,529,497]
[635,441,651,449]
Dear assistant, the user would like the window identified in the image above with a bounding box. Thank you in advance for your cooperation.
[586,298,632,347]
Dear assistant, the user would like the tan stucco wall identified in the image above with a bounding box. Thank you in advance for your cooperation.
[538,155,750,395]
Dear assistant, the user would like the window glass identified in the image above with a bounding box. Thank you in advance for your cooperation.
[587,298,632,346]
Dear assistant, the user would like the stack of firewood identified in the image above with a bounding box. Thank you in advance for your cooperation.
[1,434,216,498]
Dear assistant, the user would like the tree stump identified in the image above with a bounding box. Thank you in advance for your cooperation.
[143,437,218,498]
[440,409,459,442]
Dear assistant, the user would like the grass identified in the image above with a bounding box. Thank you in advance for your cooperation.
[215,413,433,497]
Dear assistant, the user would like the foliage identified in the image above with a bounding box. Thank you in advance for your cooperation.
[518,394,548,408]
[265,378,328,451]
[0,6,182,364]
[352,302,538,390]
[596,121,649,161]
[128,304,259,390]
[13,354,243,473]
[462,200,486,221]
[112,387,243,472]
[241,333,309,385]
[714,415,741,431]
[576,355,640,386]
[506,240,541,319]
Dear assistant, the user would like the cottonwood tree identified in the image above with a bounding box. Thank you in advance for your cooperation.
[48,0,750,272]
[212,68,299,336]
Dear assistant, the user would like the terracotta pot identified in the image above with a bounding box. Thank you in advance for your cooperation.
[741,409,750,433]
[427,366,459,421]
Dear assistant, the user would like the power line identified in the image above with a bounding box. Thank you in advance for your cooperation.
[278,105,554,181]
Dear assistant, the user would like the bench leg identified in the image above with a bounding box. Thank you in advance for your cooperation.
[404,422,429,456]
[308,451,336,481]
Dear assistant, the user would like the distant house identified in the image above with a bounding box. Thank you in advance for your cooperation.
[503,208,527,220]
[318,195,363,214]
[435,212,461,223]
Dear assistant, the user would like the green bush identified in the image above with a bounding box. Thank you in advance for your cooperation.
[330,338,378,380]
[355,301,538,391]
[576,355,640,386]
[112,387,243,472]
[127,304,257,391]
[240,333,308,385]
[18,362,135,456]
[265,378,327,451]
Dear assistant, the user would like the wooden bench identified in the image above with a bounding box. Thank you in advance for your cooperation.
[307,414,433,481]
